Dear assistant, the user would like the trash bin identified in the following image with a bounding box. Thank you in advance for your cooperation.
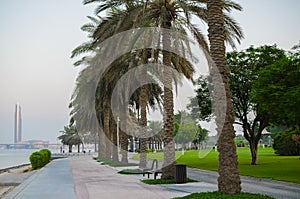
[175,164,187,184]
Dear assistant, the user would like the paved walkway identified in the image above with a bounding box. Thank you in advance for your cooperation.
[186,168,300,199]
[4,158,76,199]
[4,155,300,199]
[70,156,185,199]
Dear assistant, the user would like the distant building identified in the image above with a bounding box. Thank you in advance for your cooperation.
[14,103,22,143]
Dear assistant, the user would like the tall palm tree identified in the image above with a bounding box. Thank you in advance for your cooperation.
[207,0,241,193]
[70,65,107,158]
[82,0,243,180]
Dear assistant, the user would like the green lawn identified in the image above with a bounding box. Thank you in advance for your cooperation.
[132,148,300,183]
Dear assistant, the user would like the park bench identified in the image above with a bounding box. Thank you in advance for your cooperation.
[142,159,163,179]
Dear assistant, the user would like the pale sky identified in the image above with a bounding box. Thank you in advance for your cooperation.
[0,0,299,143]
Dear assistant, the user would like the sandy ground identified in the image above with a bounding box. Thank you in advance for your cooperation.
[0,165,35,198]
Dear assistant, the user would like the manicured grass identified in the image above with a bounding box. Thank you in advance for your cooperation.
[94,157,138,167]
[132,148,300,183]
[174,191,274,199]
[142,178,198,185]
[118,169,145,175]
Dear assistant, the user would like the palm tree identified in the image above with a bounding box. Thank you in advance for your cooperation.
[58,124,82,153]
[70,66,106,158]
[207,0,241,193]
[81,0,243,180]
[70,16,110,159]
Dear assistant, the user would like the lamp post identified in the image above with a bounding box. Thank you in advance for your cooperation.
[117,117,120,155]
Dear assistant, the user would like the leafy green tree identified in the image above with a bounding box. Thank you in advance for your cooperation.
[190,45,287,165]
[228,45,286,165]
[173,111,208,150]
[187,75,212,122]
[175,122,197,148]
[193,125,209,149]
[252,45,300,129]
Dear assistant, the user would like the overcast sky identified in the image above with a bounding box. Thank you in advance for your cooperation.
[0,0,299,143]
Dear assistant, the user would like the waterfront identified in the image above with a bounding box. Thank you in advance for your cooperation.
[0,149,57,170]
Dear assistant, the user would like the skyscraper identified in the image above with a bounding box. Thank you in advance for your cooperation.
[14,103,22,143]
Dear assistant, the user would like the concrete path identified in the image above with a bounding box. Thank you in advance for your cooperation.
[4,158,76,199]
[186,168,300,199]
[70,156,186,199]
[3,155,300,199]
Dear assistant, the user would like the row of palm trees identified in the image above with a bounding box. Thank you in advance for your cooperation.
[70,0,243,194]
[58,124,83,153]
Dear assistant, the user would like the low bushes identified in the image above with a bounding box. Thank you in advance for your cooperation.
[174,192,274,199]
[273,129,300,156]
[29,149,52,169]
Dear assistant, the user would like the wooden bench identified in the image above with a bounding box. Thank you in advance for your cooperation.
[142,159,163,179]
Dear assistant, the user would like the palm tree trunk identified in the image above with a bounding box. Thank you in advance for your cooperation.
[139,53,148,168]
[207,0,241,193]
[161,20,176,180]
[130,136,134,152]
[95,133,98,152]
[99,127,106,158]
[111,119,119,162]
[120,130,128,163]
[104,103,111,160]
[120,107,128,163]
[139,89,148,168]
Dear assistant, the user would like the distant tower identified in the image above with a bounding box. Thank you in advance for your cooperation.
[14,103,22,143]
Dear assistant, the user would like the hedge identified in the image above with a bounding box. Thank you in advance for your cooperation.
[273,129,300,156]
[29,149,52,169]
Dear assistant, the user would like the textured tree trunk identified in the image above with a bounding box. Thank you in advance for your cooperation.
[117,104,129,164]
[130,136,134,152]
[120,107,128,164]
[104,103,111,160]
[95,133,98,152]
[120,130,128,163]
[112,120,119,162]
[207,0,241,193]
[99,127,106,158]
[249,140,258,165]
[161,18,176,180]
[69,145,72,153]
[243,119,267,165]
[152,139,155,149]
[139,68,148,168]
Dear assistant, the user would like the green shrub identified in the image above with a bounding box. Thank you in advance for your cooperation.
[118,169,145,175]
[273,129,300,156]
[174,191,274,199]
[142,178,198,185]
[30,152,43,169]
[146,148,154,153]
[29,149,52,169]
[39,149,51,164]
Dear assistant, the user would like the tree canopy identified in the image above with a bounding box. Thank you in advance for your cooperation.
[188,44,293,165]
[252,44,300,128]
